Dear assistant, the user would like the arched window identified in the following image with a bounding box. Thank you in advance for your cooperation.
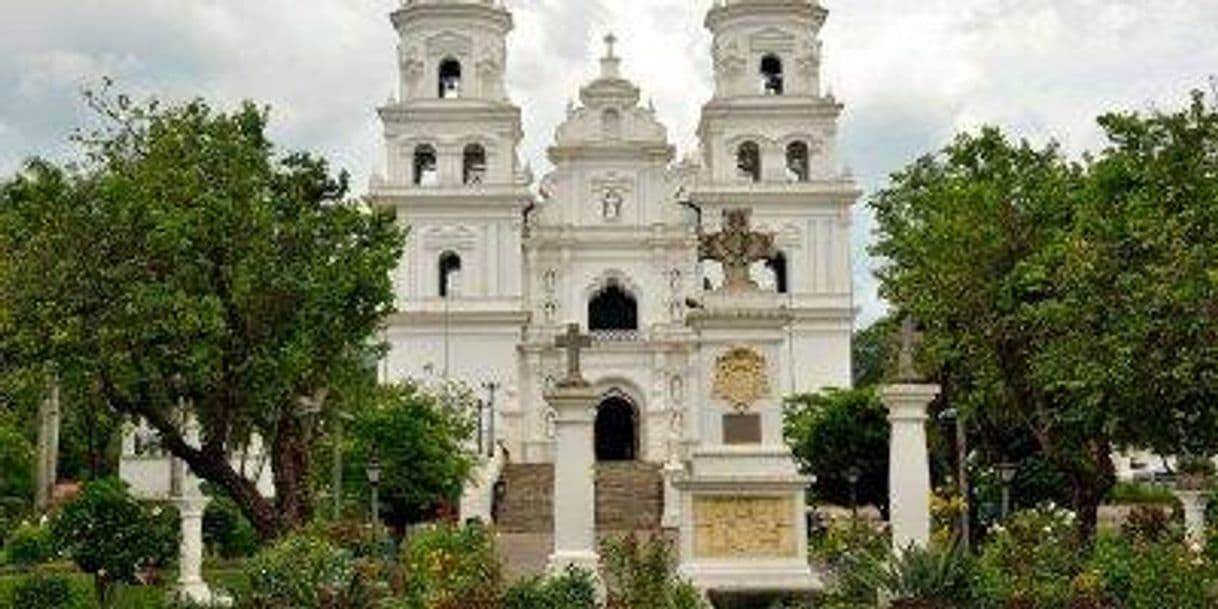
[588,282,638,331]
[767,253,789,294]
[438,58,462,99]
[737,141,761,182]
[438,251,462,298]
[761,54,784,95]
[413,144,438,186]
[463,144,486,185]
[603,108,622,140]
[786,141,810,182]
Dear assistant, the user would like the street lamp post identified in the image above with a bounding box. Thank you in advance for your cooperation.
[846,466,861,519]
[365,454,382,544]
[996,462,1018,520]
[938,408,969,550]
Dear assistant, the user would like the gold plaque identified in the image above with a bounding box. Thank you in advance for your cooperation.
[712,347,770,411]
[693,496,797,559]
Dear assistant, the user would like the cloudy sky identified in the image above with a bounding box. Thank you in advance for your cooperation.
[2,0,1216,325]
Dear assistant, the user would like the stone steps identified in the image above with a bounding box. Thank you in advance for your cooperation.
[595,461,664,531]
[494,461,665,534]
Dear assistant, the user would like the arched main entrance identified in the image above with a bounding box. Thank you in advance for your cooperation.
[595,395,637,461]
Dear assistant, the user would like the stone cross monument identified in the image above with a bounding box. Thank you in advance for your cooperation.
[546,324,601,577]
[698,209,777,293]
[882,314,938,553]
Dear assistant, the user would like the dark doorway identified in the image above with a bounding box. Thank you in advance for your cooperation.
[588,283,638,331]
[595,396,637,461]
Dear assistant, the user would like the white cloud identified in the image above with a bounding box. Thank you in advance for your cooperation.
[2,0,1216,327]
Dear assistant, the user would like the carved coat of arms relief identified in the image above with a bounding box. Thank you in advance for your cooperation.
[712,347,771,412]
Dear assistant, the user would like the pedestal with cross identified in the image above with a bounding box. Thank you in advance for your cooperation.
[676,209,818,594]
[546,323,601,577]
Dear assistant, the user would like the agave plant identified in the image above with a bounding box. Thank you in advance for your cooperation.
[842,540,975,609]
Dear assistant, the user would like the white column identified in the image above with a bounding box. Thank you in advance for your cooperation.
[176,494,213,603]
[546,383,600,573]
[175,413,221,605]
[881,384,939,554]
[1177,490,1209,546]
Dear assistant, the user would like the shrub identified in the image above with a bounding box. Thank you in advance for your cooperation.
[4,520,57,567]
[600,533,704,609]
[973,505,1085,609]
[1120,504,1180,544]
[52,478,179,602]
[238,533,365,609]
[399,523,501,609]
[1086,535,1217,609]
[838,541,975,609]
[9,573,79,609]
[503,565,598,609]
[203,495,260,559]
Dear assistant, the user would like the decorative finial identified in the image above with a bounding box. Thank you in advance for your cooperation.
[604,33,618,59]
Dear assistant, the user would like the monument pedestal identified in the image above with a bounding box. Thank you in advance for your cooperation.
[546,381,601,574]
[676,446,817,592]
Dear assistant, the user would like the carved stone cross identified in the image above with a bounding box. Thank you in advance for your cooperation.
[699,209,777,293]
[896,315,923,382]
[555,323,593,387]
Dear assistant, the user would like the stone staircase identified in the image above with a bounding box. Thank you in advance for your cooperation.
[494,461,666,580]
[595,461,664,531]
[496,463,554,533]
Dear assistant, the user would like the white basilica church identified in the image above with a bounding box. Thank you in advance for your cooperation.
[369,0,868,591]
[374,0,856,470]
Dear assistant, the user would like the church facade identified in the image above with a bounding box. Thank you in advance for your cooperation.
[373,0,858,475]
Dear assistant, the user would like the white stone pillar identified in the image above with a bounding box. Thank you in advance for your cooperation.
[881,384,939,554]
[175,412,223,606]
[1177,490,1209,546]
[547,383,601,573]
[176,494,213,604]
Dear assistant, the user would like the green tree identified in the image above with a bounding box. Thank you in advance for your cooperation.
[853,316,899,388]
[0,89,405,539]
[784,388,890,515]
[347,381,476,533]
[869,91,1218,536]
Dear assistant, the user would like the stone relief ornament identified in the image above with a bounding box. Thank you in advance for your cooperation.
[693,496,797,558]
[712,347,770,412]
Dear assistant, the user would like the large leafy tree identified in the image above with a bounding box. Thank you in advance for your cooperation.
[0,91,405,539]
[870,92,1218,536]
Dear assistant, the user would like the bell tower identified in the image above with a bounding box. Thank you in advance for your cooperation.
[373,0,531,398]
[692,0,860,392]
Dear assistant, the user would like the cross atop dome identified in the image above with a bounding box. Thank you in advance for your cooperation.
[599,32,621,79]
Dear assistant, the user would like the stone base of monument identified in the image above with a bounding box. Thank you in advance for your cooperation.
[674,446,820,594]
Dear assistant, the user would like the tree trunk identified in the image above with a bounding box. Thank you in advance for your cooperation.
[1046,438,1116,542]
[270,405,316,530]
